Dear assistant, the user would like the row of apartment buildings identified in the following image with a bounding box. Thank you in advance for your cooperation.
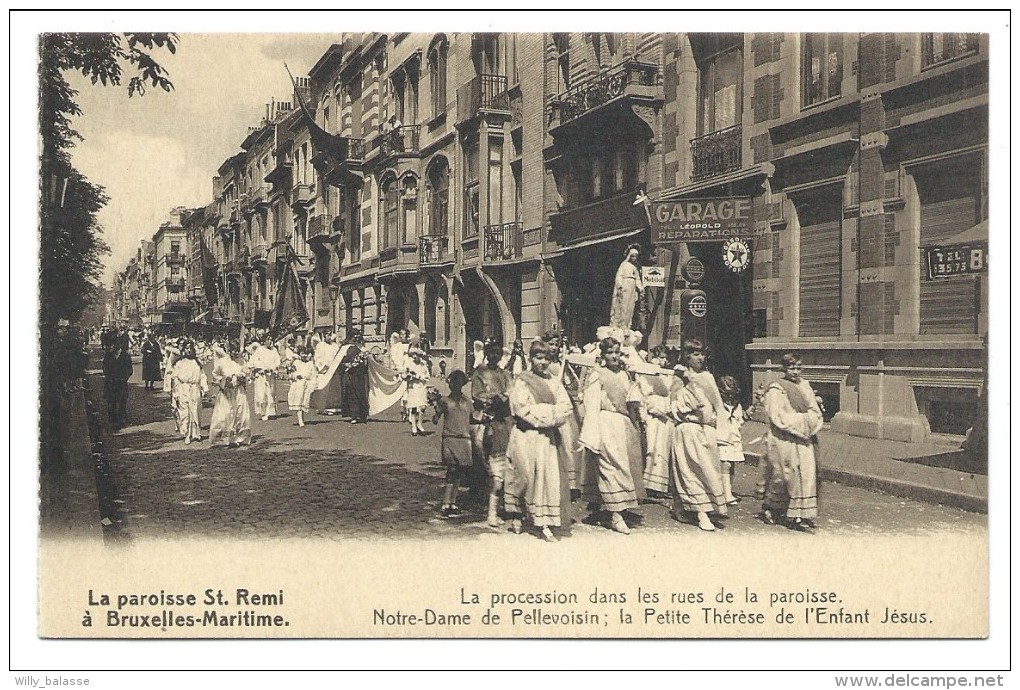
[110,207,190,328]
[111,31,989,441]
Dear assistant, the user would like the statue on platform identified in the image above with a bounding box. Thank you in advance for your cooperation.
[609,243,645,332]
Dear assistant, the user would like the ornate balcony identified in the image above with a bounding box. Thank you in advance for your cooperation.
[239,192,254,217]
[265,159,292,190]
[482,221,524,262]
[252,187,271,212]
[311,134,365,186]
[549,60,660,131]
[549,190,648,246]
[166,252,186,266]
[375,125,420,159]
[167,278,186,293]
[419,234,450,265]
[457,74,510,125]
[291,183,315,207]
[250,242,268,267]
[690,125,742,182]
[307,213,331,246]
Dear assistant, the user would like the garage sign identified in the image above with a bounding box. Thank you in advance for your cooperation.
[652,197,754,244]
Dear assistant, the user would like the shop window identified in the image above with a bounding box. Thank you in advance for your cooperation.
[802,33,843,106]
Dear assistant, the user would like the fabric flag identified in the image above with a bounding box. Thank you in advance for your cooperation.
[199,234,219,306]
[366,358,407,416]
[270,252,309,341]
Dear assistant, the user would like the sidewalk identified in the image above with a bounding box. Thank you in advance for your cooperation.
[39,386,105,540]
[741,422,987,513]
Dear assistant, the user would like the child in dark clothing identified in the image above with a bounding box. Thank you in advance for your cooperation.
[434,370,473,517]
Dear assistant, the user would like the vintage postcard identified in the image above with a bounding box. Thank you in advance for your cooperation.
[19,11,1009,673]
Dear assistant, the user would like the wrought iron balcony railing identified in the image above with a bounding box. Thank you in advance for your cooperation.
[551,60,659,126]
[307,213,331,244]
[377,125,420,158]
[457,74,510,123]
[690,125,742,182]
[482,221,524,262]
[418,234,450,265]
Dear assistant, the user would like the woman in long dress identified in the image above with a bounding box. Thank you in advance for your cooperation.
[504,340,574,542]
[209,343,252,447]
[404,346,430,435]
[172,342,208,444]
[578,337,645,534]
[249,337,281,421]
[682,339,725,476]
[608,243,644,331]
[762,353,824,531]
[545,333,583,494]
[287,347,317,427]
[638,346,673,497]
[668,365,727,531]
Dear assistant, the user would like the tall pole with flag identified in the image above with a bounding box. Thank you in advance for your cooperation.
[270,242,310,343]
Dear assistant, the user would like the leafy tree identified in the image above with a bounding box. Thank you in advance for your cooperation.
[39,32,178,330]
[38,33,177,475]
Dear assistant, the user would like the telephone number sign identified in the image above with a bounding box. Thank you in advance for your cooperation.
[924,242,988,280]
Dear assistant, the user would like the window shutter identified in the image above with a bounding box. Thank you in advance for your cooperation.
[798,198,841,337]
[919,195,978,334]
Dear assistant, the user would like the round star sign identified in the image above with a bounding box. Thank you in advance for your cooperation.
[722,237,751,273]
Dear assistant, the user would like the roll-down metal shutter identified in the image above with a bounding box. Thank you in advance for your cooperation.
[920,196,979,335]
[799,202,842,337]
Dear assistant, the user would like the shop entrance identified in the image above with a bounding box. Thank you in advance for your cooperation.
[685,240,755,402]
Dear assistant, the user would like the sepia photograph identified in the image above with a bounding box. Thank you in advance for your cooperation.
[14,9,1010,680]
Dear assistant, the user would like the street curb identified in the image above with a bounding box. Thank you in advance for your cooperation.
[743,452,987,515]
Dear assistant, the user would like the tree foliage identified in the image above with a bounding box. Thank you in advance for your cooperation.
[38,32,178,330]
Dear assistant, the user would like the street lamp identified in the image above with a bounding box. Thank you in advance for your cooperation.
[329,284,340,333]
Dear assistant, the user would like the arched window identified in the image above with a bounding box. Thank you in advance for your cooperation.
[428,35,448,120]
[380,175,399,251]
[426,157,450,237]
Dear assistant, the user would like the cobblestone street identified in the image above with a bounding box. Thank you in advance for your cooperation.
[95,366,985,543]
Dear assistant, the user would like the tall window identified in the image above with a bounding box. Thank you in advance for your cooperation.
[402,176,418,245]
[922,33,979,68]
[463,141,480,237]
[553,33,571,93]
[802,33,843,106]
[428,37,448,120]
[348,184,362,263]
[381,176,398,250]
[698,47,742,135]
[427,157,450,237]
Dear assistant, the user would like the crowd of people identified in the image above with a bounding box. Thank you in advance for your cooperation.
[98,319,823,541]
[430,327,824,542]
